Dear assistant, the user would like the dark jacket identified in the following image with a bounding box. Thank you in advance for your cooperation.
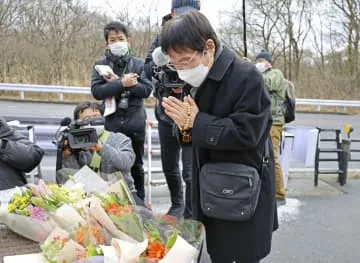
[0,118,44,190]
[91,51,153,136]
[191,46,278,262]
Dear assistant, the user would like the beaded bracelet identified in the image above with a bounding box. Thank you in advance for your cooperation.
[181,104,192,143]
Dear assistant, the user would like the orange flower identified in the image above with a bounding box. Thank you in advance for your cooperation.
[146,241,165,259]
[75,227,86,246]
[74,225,106,247]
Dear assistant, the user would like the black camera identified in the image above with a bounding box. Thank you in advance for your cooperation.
[156,67,185,89]
[56,117,103,150]
[118,90,131,110]
[55,117,104,173]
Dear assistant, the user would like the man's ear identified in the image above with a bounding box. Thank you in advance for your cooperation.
[171,8,175,17]
[205,39,216,54]
[127,37,132,48]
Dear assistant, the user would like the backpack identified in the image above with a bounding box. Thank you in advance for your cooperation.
[283,79,296,123]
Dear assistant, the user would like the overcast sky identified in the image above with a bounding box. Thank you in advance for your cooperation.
[87,0,240,31]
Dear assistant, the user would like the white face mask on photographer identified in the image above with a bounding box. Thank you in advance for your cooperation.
[109,41,129,57]
[177,62,209,87]
[81,124,105,137]
[255,62,268,73]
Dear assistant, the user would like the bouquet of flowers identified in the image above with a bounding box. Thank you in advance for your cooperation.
[89,184,148,263]
[41,227,87,263]
[89,192,145,243]
[28,180,86,232]
[139,212,205,263]
[70,216,112,258]
[0,187,56,242]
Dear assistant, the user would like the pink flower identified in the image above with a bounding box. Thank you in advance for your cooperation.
[29,206,48,221]
[27,183,40,196]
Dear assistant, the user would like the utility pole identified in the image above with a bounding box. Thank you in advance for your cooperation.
[242,0,247,57]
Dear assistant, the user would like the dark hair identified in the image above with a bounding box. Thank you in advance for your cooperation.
[160,10,220,54]
[73,101,104,120]
[104,21,129,42]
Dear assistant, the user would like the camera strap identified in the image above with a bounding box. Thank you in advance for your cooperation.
[89,130,110,173]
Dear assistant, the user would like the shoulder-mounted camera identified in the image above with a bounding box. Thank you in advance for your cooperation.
[55,117,104,150]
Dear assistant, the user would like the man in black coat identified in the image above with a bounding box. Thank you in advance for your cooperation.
[161,11,278,263]
[0,117,44,190]
[91,21,153,201]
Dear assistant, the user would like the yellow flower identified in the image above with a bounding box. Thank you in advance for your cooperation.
[8,203,16,212]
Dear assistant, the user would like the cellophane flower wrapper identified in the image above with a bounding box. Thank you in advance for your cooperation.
[0,187,57,242]
[106,177,136,206]
[29,180,86,232]
[136,208,205,263]
[67,166,109,194]
[40,226,87,263]
[66,167,136,206]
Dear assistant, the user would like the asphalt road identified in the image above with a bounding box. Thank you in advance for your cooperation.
[264,179,360,263]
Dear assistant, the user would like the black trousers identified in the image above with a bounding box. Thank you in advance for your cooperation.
[158,121,193,218]
[129,132,146,201]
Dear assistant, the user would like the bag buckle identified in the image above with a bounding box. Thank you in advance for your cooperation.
[262,156,269,165]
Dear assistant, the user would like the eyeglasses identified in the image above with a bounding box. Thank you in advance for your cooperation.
[166,51,198,71]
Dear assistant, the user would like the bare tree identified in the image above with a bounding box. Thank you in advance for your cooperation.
[332,0,360,85]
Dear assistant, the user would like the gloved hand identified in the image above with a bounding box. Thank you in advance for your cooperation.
[152,46,170,67]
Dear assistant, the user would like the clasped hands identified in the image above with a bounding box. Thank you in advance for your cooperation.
[162,95,199,131]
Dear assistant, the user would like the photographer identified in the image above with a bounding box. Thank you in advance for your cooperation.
[91,22,153,201]
[144,0,201,218]
[57,102,142,203]
[0,117,44,190]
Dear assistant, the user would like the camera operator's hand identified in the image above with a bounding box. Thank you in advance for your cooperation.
[84,143,103,153]
[104,73,119,82]
[63,140,73,157]
[121,73,139,88]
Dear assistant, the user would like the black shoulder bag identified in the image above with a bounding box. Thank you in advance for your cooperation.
[197,139,270,221]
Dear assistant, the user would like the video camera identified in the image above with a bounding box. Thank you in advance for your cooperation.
[153,66,185,100]
[55,117,104,172]
[56,117,103,150]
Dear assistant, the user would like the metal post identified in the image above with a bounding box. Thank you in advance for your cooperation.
[59,93,64,101]
[242,0,247,57]
[20,91,25,100]
[314,130,320,186]
[27,125,36,183]
[147,121,153,207]
[339,139,351,186]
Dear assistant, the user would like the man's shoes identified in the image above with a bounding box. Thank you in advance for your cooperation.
[276,197,286,206]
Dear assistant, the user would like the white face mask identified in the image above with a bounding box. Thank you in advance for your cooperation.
[255,62,268,73]
[177,63,209,87]
[81,124,105,137]
[109,41,128,57]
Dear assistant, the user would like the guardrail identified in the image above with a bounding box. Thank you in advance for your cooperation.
[1,83,360,110]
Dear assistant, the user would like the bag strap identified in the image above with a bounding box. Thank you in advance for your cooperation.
[89,130,110,174]
[260,137,270,179]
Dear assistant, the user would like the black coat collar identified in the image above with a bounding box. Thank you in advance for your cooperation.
[207,46,236,81]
